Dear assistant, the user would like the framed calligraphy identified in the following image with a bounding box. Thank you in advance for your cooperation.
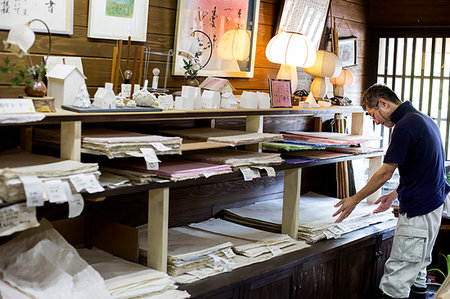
[269,79,292,108]
[278,0,330,49]
[88,0,149,41]
[0,0,73,35]
[172,0,260,78]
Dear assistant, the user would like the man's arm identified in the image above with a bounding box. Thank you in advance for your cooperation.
[333,162,398,222]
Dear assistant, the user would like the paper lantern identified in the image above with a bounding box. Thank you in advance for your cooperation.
[304,50,342,78]
[330,69,354,97]
[330,69,354,86]
[265,32,316,68]
[217,29,251,61]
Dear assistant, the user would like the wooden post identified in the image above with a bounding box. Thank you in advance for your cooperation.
[245,115,263,152]
[60,121,81,161]
[20,127,33,152]
[351,112,364,135]
[147,187,169,272]
[114,40,123,94]
[282,168,302,239]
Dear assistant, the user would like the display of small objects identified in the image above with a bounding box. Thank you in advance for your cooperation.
[134,80,157,107]
[73,84,91,108]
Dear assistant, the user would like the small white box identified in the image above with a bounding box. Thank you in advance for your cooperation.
[257,92,271,109]
[158,95,174,110]
[240,91,258,109]
[181,86,201,99]
[202,90,221,109]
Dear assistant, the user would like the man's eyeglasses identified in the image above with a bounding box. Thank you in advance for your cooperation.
[368,101,380,120]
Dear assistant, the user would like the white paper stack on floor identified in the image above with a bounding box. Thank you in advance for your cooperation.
[139,220,309,284]
[81,128,182,158]
[0,219,111,299]
[78,248,190,299]
[161,127,283,146]
[0,148,100,203]
[224,192,396,243]
[183,148,283,168]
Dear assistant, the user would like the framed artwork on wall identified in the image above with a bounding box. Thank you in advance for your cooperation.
[339,37,357,67]
[278,0,330,49]
[88,0,149,41]
[269,79,292,108]
[0,0,73,35]
[172,0,260,78]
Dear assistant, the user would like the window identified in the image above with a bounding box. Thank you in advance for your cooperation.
[370,30,450,158]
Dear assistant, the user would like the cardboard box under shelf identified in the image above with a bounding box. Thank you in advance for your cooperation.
[51,216,140,263]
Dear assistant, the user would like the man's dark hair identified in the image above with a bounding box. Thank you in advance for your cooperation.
[361,84,402,110]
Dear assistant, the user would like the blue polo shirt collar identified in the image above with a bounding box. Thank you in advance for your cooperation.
[390,101,415,124]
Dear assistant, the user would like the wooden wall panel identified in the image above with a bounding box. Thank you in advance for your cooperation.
[368,0,450,27]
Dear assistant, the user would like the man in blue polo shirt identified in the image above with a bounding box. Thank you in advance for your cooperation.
[333,84,448,299]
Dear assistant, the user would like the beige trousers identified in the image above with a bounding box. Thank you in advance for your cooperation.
[379,204,443,298]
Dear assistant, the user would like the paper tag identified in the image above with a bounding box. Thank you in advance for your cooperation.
[69,174,87,192]
[0,98,35,113]
[0,203,39,237]
[203,172,215,178]
[221,248,236,259]
[262,167,276,177]
[140,147,160,170]
[240,167,260,181]
[150,142,172,152]
[84,174,105,193]
[20,176,45,207]
[62,181,84,218]
[268,246,283,257]
[44,179,67,203]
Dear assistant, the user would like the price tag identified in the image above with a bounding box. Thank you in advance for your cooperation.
[239,167,260,181]
[44,180,67,203]
[221,248,236,258]
[0,98,35,113]
[69,174,87,192]
[20,176,44,207]
[150,142,172,152]
[84,174,105,193]
[140,147,160,170]
[203,172,215,178]
[70,174,104,193]
[0,203,39,237]
[262,167,276,177]
[61,181,84,218]
[268,246,283,257]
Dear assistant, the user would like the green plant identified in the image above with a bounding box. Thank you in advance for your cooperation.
[428,253,450,280]
[0,57,46,88]
[182,51,202,80]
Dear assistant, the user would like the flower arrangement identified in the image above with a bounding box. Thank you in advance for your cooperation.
[0,57,46,87]
[182,50,202,80]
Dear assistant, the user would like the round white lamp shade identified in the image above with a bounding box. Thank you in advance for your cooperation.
[330,69,354,86]
[265,32,316,68]
[217,29,251,61]
[310,77,327,99]
[304,50,342,78]
[178,35,199,59]
[3,23,35,57]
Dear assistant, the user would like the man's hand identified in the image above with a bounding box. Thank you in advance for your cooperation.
[373,190,397,213]
[333,196,359,223]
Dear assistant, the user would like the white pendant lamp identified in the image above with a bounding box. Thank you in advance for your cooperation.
[265,31,316,68]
